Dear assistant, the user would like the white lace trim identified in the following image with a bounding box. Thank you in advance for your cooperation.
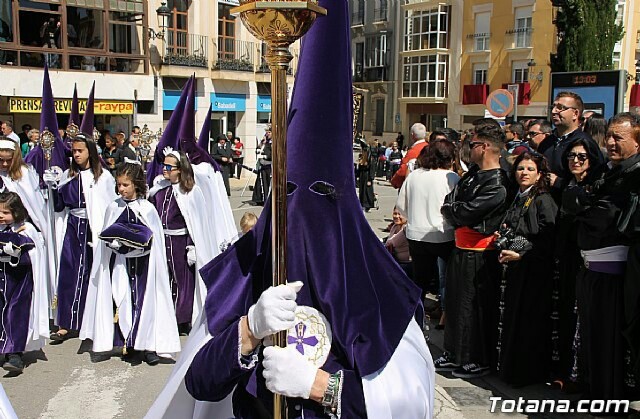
[237,318,259,370]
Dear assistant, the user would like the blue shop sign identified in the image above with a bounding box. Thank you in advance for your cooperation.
[163,90,197,111]
[211,93,246,112]
[257,95,272,112]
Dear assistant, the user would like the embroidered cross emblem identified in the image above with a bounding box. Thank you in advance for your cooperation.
[287,322,318,355]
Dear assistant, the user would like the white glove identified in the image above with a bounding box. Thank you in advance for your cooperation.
[248,281,303,340]
[262,346,318,399]
[43,168,61,185]
[107,239,122,250]
[2,242,20,258]
[186,245,196,267]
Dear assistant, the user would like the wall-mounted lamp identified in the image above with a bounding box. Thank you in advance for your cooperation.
[148,2,172,40]
[527,58,544,82]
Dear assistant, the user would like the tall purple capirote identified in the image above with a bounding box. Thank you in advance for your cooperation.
[146,77,193,185]
[68,84,79,127]
[177,75,196,142]
[79,81,95,136]
[200,0,421,381]
[25,63,70,176]
[197,103,212,150]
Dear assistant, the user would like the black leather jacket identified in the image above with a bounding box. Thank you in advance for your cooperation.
[441,165,509,235]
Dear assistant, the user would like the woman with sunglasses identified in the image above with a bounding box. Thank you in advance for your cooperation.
[550,138,605,392]
[46,133,117,342]
[148,148,218,335]
[494,152,558,387]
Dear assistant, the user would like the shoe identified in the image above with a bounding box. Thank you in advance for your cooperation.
[144,351,160,366]
[434,352,460,372]
[50,330,70,342]
[2,354,23,373]
[452,363,490,379]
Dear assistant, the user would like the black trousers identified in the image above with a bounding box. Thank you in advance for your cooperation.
[407,239,454,298]
[220,164,231,196]
[233,157,244,178]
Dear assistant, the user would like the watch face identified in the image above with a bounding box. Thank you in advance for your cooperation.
[286,306,333,368]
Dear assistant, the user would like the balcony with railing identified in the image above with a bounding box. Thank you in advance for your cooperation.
[212,38,257,72]
[163,32,208,68]
[354,65,388,83]
[505,27,533,49]
[373,8,388,22]
[466,33,490,52]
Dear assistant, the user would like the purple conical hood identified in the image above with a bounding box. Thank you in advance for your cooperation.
[177,75,196,143]
[68,84,79,127]
[200,0,421,379]
[79,82,95,136]
[146,77,193,185]
[197,103,212,150]
[26,64,70,177]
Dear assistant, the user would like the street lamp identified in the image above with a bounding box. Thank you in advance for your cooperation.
[149,2,171,40]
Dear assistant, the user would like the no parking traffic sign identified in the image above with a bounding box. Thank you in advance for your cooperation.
[486,89,514,118]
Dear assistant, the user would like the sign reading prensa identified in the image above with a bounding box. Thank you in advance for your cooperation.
[485,89,514,118]
[9,97,134,115]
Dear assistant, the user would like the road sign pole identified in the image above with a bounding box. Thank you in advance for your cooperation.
[507,84,520,121]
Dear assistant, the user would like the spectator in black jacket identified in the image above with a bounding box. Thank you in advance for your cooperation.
[211,134,232,196]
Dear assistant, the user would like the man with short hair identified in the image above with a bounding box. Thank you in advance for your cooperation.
[390,122,428,189]
[570,112,640,407]
[526,119,552,151]
[539,92,600,178]
[1,121,20,143]
[504,122,528,154]
[18,124,31,146]
[211,134,233,196]
[132,125,141,135]
[437,123,509,378]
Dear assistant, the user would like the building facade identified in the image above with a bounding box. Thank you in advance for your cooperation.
[350,0,398,144]
[0,0,298,167]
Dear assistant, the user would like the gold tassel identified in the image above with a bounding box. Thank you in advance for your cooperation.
[51,295,58,310]
[114,308,119,324]
[122,346,128,356]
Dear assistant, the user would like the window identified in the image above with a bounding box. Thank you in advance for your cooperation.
[218,4,236,60]
[0,0,147,72]
[167,0,188,56]
[473,12,490,51]
[404,5,449,52]
[402,54,448,98]
[364,34,386,68]
[514,7,532,48]
[352,0,365,25]
[512,60,529,83]
[0,1,14,43]
[374,99,385,135]
[473,63,488,85]
[354,42,364,79]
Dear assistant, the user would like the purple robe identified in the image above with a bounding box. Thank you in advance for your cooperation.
[0,232,34,354]
[149,186,195,325]
[110,205,151,348]
[54,175,92,331]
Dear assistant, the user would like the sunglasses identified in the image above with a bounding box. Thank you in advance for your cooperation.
[549,103,577,113]
[162,164,178,171]
[566,152,588,162]
[469,141,485,149]
[527,131,544,137]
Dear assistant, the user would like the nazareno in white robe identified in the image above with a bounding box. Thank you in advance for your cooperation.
[81,197,181,356]
[1,165,57,315]
[148,179,221,325]
[144,315,435,419]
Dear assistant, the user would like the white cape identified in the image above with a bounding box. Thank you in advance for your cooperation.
[145,317,434,419]
[1,166,57,313]
[0,383,17,419]
[148,180,221,325]
[191,164,237,246]
[81,198,181,356]
[15,222,49,352]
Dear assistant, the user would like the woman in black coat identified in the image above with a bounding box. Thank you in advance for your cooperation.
[495,152,558,387]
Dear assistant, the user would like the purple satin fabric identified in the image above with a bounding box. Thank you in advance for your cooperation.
[0,233,34,354]
[55,176,92,331]
[150,187,195,324]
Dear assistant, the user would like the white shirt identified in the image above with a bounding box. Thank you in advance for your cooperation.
[6,132,19,143]
[396,168,460,243]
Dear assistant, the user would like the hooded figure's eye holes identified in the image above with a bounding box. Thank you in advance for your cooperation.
[309,181,336,199]
[287,181,298,195]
